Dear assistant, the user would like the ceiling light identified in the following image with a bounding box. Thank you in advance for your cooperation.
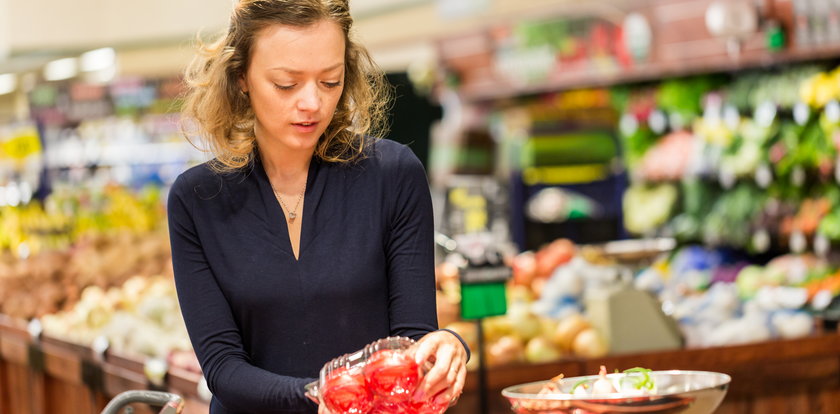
[80,47,116,72]
[0,73,15,95]
[44,57,78,81]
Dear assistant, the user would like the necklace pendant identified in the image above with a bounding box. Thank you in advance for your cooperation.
[289,212,297,220]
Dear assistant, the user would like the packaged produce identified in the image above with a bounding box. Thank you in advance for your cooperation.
[306,337,450,414]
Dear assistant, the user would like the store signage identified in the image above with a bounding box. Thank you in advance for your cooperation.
[460,248,510,320]
[1,125,41,161]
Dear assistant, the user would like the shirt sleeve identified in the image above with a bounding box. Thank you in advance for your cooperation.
[383,145,440,341]
[167,173,317,413]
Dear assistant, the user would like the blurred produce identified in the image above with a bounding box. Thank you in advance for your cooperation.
[40,275,191,360]
[0,230,172,320]
[437,230,840,370]
[622,183,678,235]
[656,76,721,124]
[725,66,822,110]
[636,245,830,348]
[702,183,766,248]
[618,63,840,252]
[0,184,164,256]
[0,184,170,321]
[436,238,634,369]
[638,131,694,181]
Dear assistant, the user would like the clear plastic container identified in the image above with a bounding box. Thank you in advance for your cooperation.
[306,336,450,414]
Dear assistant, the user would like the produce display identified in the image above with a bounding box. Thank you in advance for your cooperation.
[615,66,840,253]
[306,336,450,414]
[0,183,201,372]
[439,239,612,369]
[0,184,170,321]
[40,275,192,360]
[634,245,830,348]
[436,227,840,369]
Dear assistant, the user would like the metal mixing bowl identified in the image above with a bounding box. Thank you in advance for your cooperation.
[501,370,730,414]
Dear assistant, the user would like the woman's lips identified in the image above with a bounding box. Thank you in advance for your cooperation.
[292,121,318,133]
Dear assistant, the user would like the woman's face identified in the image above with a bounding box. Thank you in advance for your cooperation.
[241,19,345,153]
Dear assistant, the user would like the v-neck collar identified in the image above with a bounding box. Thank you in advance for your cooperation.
[254,153,325,262]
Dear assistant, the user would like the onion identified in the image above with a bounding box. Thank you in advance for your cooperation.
[592,365,616,394]
[572,328,609,358]
[552,314,590,351]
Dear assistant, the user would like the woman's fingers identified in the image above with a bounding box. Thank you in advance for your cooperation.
[412,330,469,404]
[431,360,467,406]
[423,343,455,397]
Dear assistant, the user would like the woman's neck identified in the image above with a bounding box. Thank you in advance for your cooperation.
[257,141,312,190]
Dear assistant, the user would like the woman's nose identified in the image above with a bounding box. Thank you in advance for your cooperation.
[296,83,320,111]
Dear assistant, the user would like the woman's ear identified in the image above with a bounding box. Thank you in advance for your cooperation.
[238,76,249,94]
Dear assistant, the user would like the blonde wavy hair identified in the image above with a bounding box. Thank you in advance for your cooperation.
[181,0,392,172]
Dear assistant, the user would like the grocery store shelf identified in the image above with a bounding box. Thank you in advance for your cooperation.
[457,44,840,102]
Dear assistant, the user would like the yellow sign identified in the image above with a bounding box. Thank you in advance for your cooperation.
[1,126,42,160]
[448,187,488,233]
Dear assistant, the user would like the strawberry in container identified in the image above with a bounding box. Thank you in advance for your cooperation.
[307,336,452,414]
[321,365,373,414]
[363,337,421,403]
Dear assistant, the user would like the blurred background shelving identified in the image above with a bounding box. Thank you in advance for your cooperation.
[5,1,840,414]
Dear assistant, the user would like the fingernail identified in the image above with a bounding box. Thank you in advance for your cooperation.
[412,389,426,402]
[434,394,449,405]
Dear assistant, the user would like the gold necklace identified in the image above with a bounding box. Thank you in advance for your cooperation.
[269,178,306,222]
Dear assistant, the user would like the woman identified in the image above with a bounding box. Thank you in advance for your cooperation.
[168,0,469,413]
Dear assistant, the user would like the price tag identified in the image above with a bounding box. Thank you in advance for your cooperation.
[754,101,777,128]
[27,318,42,340]
[790,230,807,254]
[826,100,840,123]
[755,163,773,188]
[835,155,840,184]
[619,113,638,137]
[144,357,169,389]
[723,105,741,130]
[814,232,830,257]
[648,109,667,135]
[791,165,806,187]
[719,166,736,189]
[793,102,811,126]
[92,335,109,361]
[752,228,771,253]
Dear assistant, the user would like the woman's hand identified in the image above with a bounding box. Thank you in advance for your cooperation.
[412,330,468,406]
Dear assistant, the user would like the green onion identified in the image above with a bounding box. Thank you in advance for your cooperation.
[622,367,655,390]
[571,379,591,393]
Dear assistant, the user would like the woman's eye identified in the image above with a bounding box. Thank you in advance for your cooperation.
[274,83,295,90]
[323,81,342,89]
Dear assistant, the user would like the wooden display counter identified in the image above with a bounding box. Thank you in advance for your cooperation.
[0,314,208,414]
[2,311,839,414]
[451,332,840,414]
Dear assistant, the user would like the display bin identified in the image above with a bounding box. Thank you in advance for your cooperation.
[0,315,209,414]
[449,331,840,414]
[3,311,839,414]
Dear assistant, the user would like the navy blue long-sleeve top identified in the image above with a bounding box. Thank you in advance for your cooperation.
[167,139,441,414]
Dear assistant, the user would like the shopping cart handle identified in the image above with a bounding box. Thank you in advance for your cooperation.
[100,390,184,414]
